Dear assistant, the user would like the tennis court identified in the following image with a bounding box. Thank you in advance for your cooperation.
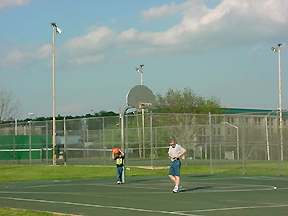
[0,175,287,216]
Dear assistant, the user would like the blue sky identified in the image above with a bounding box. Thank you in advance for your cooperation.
[1,0,288,118]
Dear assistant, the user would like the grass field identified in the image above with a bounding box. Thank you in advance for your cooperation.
[0,162,287,216]
[0,161,287,183]
[0,208,70,216]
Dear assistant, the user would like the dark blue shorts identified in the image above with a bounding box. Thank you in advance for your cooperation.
[169,160,181,176]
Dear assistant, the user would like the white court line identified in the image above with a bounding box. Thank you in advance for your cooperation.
[22,183,288,194]
[126,187,288,194]
[189,203,288,213]
[25,180,271,190]
[2,187,287,197]
[25,183,164,191]
[183,181,273,189]
[182,187,288,193]
[239,176,288,181]
[27,183,262,192]
[21,175,287,190]
[0,196,202,216]
[0,191,82,195]
[188,176,288,181]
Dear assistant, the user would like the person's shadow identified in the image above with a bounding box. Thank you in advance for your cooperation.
[180,186,212,192]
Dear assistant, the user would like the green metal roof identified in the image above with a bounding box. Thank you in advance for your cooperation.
[221,108,274,115]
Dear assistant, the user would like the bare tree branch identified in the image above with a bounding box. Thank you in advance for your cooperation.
[0,89,19,122]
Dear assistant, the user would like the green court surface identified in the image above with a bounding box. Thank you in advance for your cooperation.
[0,175,287,216]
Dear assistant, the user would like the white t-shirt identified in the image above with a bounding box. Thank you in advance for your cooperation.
[168,144,186,161]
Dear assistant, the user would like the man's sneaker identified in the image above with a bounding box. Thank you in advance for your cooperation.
[172,188,179,193]
[117,181,121,184]
[172,186,179,193]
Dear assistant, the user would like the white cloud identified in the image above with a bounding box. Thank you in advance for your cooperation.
[0,0,30,9]
[1,26,113,67]
[126,0,288,47]
[0,44,50,67]
[142,2,183,20]
[142,0,207,20]
[3,0,288,67]
[65,26,114,50]
[1,49,29,66]
[70,54,105,65]
[119,28,182,46]
[36,44,50,59]
[63,26,115,65]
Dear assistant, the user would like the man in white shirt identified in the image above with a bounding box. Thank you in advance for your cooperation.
[168,137,186,193]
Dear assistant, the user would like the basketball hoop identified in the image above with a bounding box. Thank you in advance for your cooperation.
[138,102,152,110]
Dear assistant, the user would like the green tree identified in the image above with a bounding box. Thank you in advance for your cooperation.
[153,88,222,114]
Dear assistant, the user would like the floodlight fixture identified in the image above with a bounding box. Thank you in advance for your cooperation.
[136,64,144,85]
[272,44,283,53]
[51,22,62,34]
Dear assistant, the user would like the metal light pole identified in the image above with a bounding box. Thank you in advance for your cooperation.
[136,64,145,157]
[272,44,284,161]
[51,22,62,165]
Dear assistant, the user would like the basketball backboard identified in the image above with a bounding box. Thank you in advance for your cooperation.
[126,85,155,109]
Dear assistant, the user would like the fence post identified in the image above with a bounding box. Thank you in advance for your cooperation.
[29,121,32,165]
[150,111,153,168]
[209,112,213,174]
[102,117,106,164]
[14,119,18,136]
[64,117,67,165]
[45,121,49,163]
[241,124,246,175]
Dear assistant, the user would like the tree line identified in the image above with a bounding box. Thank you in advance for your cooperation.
[0,88,222,123]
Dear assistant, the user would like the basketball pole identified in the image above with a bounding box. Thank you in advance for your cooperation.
[136,65,145,158]
[120,111,124,183]
[124,84,155,181]
[120,105,130,183]
[141,107,145,158]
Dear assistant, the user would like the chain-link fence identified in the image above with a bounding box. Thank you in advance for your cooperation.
[0,113,287,173]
